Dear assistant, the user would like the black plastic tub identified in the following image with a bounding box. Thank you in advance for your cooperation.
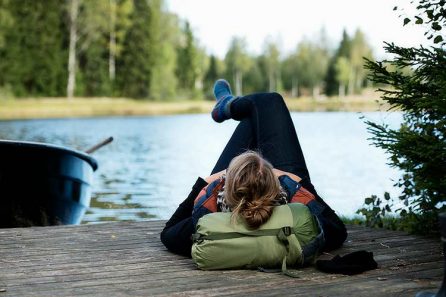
[0,140,98,228]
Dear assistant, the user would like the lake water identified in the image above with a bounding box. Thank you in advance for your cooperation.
[0,112,402,223]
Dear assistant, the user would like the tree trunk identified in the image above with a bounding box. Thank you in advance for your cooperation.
[67,0,79,99]
[268,70,274,92]
[195,78,203,90]
[109,0,116,82]
[235,70,242,96]
[347,69,355,96]
[291,77,298,98]
[312,86,319,98]
[339,83,345,98]
[355,74,362,93]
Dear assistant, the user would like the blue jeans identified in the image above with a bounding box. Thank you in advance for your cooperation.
[161,92,347,256]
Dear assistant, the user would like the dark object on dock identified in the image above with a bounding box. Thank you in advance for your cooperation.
[315,250,378,275]
[0,140,98,228]
[416,212,446,297]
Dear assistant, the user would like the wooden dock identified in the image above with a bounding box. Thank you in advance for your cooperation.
[0,221,442,296]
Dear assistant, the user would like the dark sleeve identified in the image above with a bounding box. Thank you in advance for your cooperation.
[164,177,207,228]
[296,177,348,251]
[160,177,208,257]
[160,217,195,257]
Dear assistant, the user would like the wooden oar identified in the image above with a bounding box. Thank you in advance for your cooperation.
[85,136,114,154]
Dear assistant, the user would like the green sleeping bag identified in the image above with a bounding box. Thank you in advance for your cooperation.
[192,203,323,273]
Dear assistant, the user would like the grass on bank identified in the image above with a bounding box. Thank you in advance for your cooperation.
[0,93,386,121]
[340,214,427,236]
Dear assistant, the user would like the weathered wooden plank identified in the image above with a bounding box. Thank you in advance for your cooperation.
[5,262,441,297]
[3,258,442,291]
[3,251,440,287]
[0,221,443,297]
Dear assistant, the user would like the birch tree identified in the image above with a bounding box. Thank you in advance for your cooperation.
[109,0,117,81]
[150,3,179,99]
[282,52,300,97]
[67,0,79,99]
[350,29,373,93]
[225,37,251,96]
[334,57,351,98]
[262,38,281,92]
[294,39,329,98]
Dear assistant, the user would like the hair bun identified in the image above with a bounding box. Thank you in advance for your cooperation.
[241,202,273,229]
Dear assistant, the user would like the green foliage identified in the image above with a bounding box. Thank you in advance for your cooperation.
[334,57,351,96]
[0,2,385,99]
[357,192,439,234]
[192,44,209,99]
[324,29,374,96]
[325,29,352,96]
[293,38,330,96]
[78,42,111,96]
[357,193,400,230]
[281,51,300,97]
[225,37,252,96]
[396,0,446,45]
[113,0,134,58]
[262,38,282,92]
[0,0,13,49]
[76,0,112,97]
[0,0,13,88]
[0,84,14,100]
[116,0,154,99]
[203,55,220,99]
[359,0,446,234]
[350,30,373,93]
[150,11,179,100]
[244,56,268,94]
[175,21,199,97]
[0,0,67,97]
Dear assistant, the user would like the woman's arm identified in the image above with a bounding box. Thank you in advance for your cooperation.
[204,169,226,184]
[163,177,208,229]
[272,168,302,182]
[160,177,209,257]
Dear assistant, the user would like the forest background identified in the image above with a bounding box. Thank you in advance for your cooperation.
[0,0,378,102]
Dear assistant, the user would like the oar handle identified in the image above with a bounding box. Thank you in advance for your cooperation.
[85,136,114,154]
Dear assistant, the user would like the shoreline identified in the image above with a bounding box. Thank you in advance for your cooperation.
[0,95,388,121]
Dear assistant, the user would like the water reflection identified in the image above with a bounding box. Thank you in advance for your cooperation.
[0,112,403,223]
[85,192,157,223]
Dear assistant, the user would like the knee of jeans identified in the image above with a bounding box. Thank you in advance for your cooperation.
[269,92,287,109]
[248,92,287,112]
[269,92,284,102]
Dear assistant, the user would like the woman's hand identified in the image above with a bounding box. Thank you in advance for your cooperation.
[272,168,302,182]
[204,169,226,184]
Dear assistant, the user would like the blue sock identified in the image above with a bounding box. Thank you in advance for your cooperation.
[212,79,235,123]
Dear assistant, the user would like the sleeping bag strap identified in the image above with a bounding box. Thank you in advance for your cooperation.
[192,228,288,242]
[276,227,300,278]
